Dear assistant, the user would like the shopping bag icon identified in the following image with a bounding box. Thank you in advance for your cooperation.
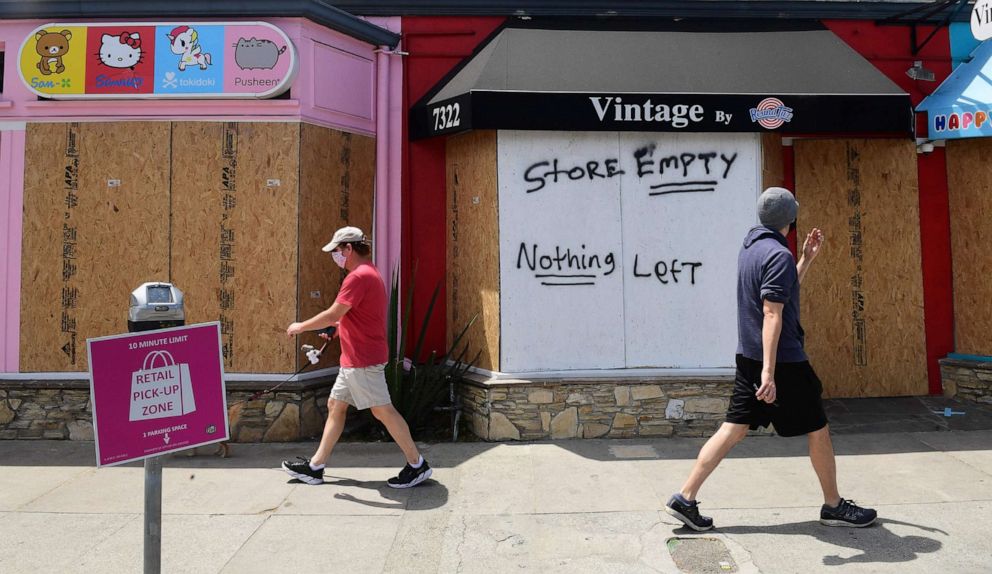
[129,350,196,421]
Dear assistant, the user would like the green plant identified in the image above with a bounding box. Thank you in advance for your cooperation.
[385,268,480,432]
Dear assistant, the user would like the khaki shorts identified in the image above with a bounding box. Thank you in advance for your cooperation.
[330,363,391,410]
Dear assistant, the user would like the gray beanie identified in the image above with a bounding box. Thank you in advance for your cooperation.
[757,187,799,230]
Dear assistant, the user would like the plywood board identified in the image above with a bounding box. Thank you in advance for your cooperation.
[619,132,760,368]
[171,122,300,374]
[495,131,760,371]
[169,122,225,358]
[232,123,300,373]
[446,130,500,371]
[761,132,784,191]
[345,132,376,249]
[946,139,992,356]
[20,122,171,372]
[796,139,927,397]
[298,124,377,365]
[497,130,626,371]
[20,123,77,371]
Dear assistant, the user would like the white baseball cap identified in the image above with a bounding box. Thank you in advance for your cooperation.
[321,226,367,252]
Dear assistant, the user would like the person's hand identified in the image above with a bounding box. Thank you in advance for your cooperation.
[802,228,824,262]
[756,369,777,404]
[286,322,305,337]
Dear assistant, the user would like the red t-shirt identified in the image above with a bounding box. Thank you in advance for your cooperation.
[335,262,389,368]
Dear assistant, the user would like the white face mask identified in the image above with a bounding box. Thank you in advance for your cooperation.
[331,250,347,269]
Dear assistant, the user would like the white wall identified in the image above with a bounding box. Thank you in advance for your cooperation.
[498,131,760,371]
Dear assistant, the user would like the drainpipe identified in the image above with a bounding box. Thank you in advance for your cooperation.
[374,42,408,280]
[375,46,391,273]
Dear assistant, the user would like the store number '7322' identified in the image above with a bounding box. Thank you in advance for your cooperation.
[432,103,461,131]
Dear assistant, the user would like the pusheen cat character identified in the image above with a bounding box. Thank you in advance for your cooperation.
[233,37,287,70]
[167,26,211,71]
[98,32,143,70]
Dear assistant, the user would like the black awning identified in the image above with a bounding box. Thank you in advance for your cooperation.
[410,27,913,139]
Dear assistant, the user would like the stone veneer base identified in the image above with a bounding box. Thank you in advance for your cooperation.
[4,373,759,442]
[940,358,992,405]
[459,373,744,440]
[0,377,335,442]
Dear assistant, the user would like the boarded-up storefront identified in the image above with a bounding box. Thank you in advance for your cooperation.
[414,24,921,439]
[20,121,374,374]
[0,13,399,443]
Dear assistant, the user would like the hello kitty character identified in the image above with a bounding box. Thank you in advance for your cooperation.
[99,32,143,70]
[167,26,211,71]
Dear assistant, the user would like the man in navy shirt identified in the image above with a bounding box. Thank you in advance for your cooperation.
[665,187,876,531]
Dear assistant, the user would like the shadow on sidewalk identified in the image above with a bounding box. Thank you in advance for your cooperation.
[318,475,449,511]
[277,474,450,511]
[713,518,947,566]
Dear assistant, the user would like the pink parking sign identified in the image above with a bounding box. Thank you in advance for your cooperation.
[87,322,229,467]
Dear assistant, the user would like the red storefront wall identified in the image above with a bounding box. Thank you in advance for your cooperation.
[401,17,505,358]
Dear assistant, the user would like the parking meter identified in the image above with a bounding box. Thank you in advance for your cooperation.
[128,282,185,333]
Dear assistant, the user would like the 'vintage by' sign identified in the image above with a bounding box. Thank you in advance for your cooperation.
[974,0,992,41]
[19,21,297,99]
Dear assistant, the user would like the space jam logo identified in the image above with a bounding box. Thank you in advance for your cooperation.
[749,98,794,129]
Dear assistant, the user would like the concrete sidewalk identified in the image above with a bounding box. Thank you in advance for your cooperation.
[1,430,990,573]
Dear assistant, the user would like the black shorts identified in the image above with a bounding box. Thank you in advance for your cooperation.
[726,354,828,437]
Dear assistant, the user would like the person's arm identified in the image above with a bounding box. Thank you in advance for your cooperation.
[286,301,351,337]
[797,228,824,285]
[757,299,784,404]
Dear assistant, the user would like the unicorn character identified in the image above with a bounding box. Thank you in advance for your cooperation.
[99,32,143,70]
[167,26,212,71]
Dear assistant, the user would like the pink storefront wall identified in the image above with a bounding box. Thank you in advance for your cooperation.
[0,17,403,372]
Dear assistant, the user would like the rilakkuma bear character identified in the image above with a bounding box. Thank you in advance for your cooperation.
[167,26,212,71]
[35,29,72,75]
[99,32,143,70]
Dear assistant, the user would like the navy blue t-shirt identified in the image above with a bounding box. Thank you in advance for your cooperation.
[735,226,807,363]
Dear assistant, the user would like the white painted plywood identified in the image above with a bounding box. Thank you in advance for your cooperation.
[620,133,760,367]
[497,130,760,372]
[498,130,626,371]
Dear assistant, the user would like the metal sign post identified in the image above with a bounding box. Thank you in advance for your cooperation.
[127,282,186,574]
[144,456,163,574]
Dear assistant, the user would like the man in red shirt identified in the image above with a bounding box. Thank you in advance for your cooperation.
[281,226,431,488]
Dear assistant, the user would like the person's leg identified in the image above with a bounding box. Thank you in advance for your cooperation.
[310,398,350,466]
[370,404,421,465]
[679,422,750,501]
[807,424,841,507]
[809,423,877,526]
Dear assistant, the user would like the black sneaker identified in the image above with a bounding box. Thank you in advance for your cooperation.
[665,494,714,531]
[281,457,324,485]
[386,459,432,489]
[820,498,877,527]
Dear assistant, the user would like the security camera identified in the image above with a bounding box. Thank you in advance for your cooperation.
[906,61,936,82]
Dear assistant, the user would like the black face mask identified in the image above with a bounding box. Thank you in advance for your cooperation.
[789,221,797,233]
